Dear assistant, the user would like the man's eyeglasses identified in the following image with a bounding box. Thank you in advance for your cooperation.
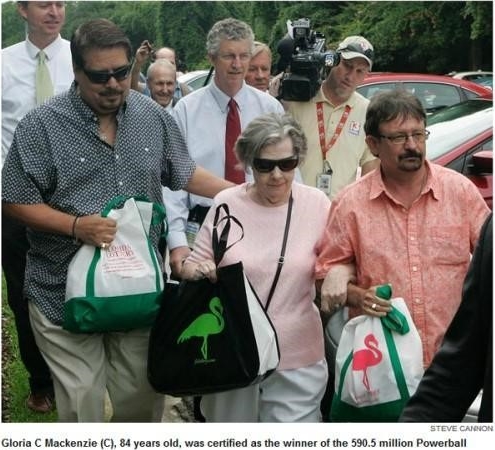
[252,156,299,173]
[339,44,374,60]
[378,130,430,145]
[82,63,132,84]
[218,53,251,63]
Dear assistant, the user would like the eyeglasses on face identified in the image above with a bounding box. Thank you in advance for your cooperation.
[252,156,299,173]
[378,130,430,145]
[218,53,252,63]
[82,63,132,84]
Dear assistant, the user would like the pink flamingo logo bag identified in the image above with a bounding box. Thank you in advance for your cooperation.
[331,284,423,422]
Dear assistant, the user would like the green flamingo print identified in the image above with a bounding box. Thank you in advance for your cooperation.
[177,296,225,360]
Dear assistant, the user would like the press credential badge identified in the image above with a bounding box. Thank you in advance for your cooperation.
[316,160,333,196]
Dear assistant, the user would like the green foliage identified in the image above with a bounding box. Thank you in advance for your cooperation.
[1,276,56,422]
[150,0,495,72]
[1,1,25,47]
[331,1,492,72]
[1,1,492,86]
[463,1,493,39]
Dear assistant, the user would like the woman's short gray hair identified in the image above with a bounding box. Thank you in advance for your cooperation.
[235,113,307,168]
[206,18,255,57]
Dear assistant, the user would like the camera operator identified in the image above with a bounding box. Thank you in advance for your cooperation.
[284,35,379,200]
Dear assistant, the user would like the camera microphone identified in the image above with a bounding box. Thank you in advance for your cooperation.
[276,34,294,73]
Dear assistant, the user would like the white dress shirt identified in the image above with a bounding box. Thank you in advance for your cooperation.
[165,80,285,249]
[2,35,73,165]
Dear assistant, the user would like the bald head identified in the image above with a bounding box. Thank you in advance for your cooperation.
[147,59,177,108]
[153,47,176,66]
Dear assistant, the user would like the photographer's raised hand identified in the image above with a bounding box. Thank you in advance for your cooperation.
[131,40,153,92]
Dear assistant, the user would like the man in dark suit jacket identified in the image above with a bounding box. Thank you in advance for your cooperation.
[400,213,492,422]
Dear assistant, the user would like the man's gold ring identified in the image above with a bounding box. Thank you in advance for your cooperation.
[100,242,109,250]
[371,303,377,310]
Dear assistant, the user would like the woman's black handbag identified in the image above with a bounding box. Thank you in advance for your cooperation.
[147,203,280,396]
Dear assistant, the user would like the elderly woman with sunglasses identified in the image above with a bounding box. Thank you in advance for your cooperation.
[181,112,332,422]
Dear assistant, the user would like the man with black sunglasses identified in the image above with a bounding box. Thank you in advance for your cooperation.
[2,18,233,423]
[2,0,73,414]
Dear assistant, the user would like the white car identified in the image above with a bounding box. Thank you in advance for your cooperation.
[449,71,492,89]
[177,69,212,91]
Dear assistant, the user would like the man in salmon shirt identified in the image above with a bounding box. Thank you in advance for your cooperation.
[316,89,489,421]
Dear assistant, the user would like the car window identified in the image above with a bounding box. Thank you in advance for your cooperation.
[477,78,493,89]
[465,74,493,83]
[406,83,461,112]
[356,82,396,99]
[463,89,482,99]
[187,74,210,90]
[427,100,492,125]
[178,70,212,91]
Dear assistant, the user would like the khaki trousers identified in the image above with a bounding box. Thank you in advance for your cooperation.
[29,302,164,422]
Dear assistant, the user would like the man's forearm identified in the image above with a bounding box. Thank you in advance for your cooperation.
[3,202,74,237]
[131,60,145,92]
[186,166,234,199]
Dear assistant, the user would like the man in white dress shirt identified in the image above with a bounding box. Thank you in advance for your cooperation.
[1,0,73,413]
[165,18,284,277]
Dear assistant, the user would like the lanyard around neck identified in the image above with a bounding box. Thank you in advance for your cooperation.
[316,103,351,160]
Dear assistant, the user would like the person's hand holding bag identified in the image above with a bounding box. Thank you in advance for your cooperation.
[182,258,218,283]
[346,282,393,317]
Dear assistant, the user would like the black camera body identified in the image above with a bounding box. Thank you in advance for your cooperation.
[278,18,340,101]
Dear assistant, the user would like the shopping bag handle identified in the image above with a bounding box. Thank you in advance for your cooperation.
[101,195,164,221]
[100,195,167,236]
[101,195,138,216]
[212,203,244,265]
[376,284,410,335]
[377,282,411,403]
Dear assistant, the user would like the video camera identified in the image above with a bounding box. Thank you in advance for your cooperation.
[277,18,340,101]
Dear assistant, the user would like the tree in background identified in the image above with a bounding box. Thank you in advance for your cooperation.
[335,1,492,73]
[1,1,492,74]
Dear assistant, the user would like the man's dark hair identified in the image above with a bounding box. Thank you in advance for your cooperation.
[364,89,426,137]
[70,19,132,69]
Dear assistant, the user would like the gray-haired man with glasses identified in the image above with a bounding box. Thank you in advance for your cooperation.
[316,89,489,421]
[164,18,283,278]
[378,130,430,145]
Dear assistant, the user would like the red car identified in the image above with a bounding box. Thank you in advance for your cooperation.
[358,73,492,114]
[426,98,493,208]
